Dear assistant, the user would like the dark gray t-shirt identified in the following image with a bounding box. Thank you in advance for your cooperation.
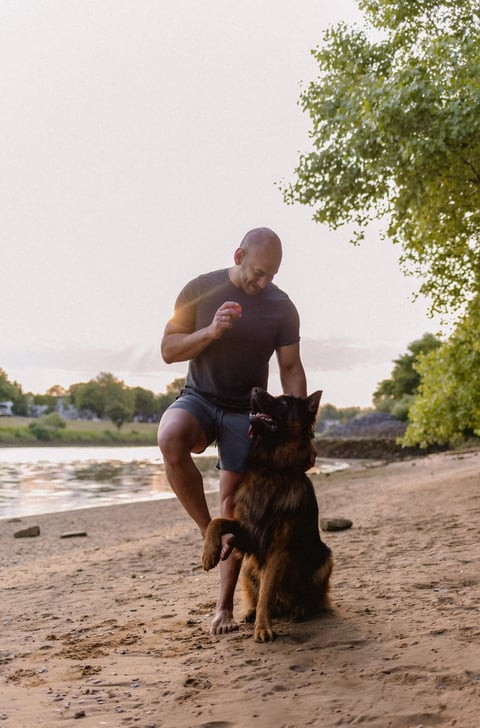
[172,268,300,410]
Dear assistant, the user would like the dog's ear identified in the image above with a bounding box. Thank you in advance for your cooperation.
[306,390,322,416]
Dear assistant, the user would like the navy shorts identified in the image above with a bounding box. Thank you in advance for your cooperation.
[167,389,252,473]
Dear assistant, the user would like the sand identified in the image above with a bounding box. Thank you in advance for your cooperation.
[1,449,479,727]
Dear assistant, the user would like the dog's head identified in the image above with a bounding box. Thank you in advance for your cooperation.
[248,388,322,470]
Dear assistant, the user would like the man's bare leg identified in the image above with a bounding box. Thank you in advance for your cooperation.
[157,409,211,535]
[210,470,244,635]
[159,412,243,635]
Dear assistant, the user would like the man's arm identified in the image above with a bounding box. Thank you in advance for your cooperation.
[277,342,318,469]
[161,320,216,363]
[276,342,308,398]
[161,301,243,364]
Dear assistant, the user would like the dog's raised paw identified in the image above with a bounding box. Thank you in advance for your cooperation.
[201,542,221,571]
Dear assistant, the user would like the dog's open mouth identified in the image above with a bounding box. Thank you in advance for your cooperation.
[249,388,279,434]
[248,411,278,432]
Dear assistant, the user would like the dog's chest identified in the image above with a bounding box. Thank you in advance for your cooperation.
[235,471,311,523]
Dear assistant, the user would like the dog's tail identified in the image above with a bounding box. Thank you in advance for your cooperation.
[201,517,245,571]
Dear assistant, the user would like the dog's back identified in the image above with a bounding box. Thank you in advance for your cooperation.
[202,388,333,641]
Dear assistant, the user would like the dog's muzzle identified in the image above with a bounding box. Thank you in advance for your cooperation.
[248,411,278,432]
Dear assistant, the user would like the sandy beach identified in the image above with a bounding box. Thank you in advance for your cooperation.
[1,449,479,728]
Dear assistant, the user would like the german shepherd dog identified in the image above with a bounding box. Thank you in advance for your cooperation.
[202,387,333,642]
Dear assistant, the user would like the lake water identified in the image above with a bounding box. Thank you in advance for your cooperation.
[0,446,349,520]
[0,445,168,465]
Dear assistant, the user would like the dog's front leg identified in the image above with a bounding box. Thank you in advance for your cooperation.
[202,517,243,571]
[241,556,259,623]
[254,554,286,642]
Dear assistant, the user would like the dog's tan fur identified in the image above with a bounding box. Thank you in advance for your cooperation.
[202,388,333,642]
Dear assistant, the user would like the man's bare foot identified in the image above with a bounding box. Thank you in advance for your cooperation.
[220,533,235,561]
[210,608,239,636]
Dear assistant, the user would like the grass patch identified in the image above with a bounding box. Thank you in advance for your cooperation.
[0,416,158,446]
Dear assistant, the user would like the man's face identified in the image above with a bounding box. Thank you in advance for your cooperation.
[236,245,282,295]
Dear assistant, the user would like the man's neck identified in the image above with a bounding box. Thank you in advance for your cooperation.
[228,265,241,288]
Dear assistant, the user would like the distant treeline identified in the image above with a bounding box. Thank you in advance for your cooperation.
[0,369,185,428]
[0,368,368,434]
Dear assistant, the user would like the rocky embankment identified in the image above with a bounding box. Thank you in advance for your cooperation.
[315,411,442,460]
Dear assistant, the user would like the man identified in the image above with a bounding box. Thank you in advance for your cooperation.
[157,227,309,635]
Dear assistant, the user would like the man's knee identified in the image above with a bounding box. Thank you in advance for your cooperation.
[158,424,188,464]
[157,427,174,460]
[157,410,207,464]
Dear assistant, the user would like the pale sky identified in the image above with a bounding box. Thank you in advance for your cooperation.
[1,1,441,408]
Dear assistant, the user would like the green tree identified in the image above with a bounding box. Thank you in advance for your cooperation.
[71,380,106,418]
[70,372,134,425]
[373,333,442,420]
[0,369,28,415]
[105,400,134,430]
[403,299,480,446]
[46,384,67,397]
[281,0,480,315]
[0,369,19,402]
[132,386,157,422]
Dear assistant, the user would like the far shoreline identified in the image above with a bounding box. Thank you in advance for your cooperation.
[0,440,157,448]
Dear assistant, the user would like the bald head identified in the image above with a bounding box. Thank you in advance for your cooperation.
[239,227,283,261]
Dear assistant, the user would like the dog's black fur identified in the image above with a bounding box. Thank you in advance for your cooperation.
[202,387,333,642]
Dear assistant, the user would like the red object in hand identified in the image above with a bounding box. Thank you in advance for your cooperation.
[231,303,242,318]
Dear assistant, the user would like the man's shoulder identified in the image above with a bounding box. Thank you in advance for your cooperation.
[265,282,294,305]
[178,268,228,300]
[196,268,229,286]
